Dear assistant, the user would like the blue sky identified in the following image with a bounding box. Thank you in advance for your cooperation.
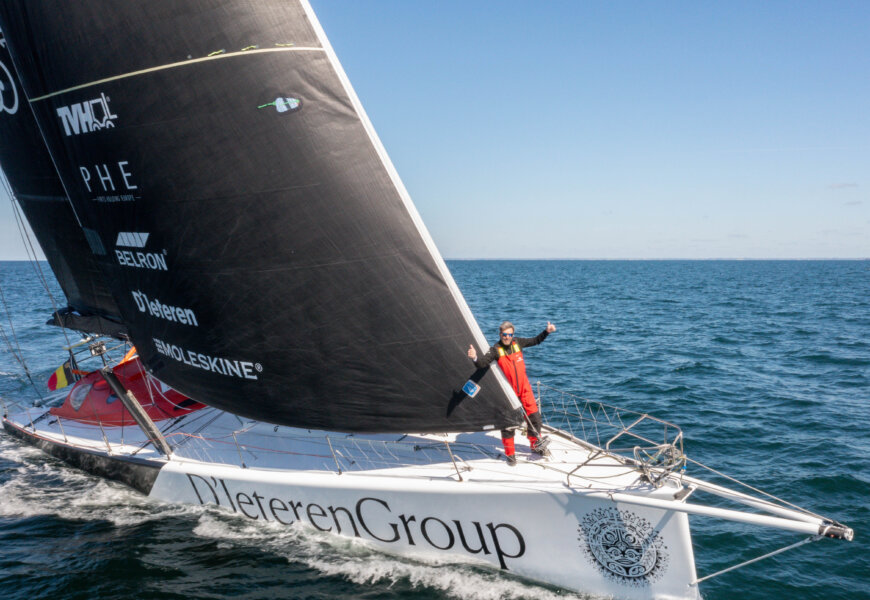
[1,1,867,259]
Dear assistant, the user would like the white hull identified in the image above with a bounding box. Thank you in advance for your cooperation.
[154,458,699,599]
[4,409,701,599]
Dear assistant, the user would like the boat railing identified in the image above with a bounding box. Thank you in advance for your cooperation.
[535,381,686,486]
[160,425,509,482]
[3,401,495,480]
[164,382,690,483]
[7,380,690,484]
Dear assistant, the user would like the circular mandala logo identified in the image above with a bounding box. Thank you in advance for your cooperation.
[577,507,669,586]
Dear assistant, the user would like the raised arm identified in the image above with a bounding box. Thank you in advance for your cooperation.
[516,321,556,349]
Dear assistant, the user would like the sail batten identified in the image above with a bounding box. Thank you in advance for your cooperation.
[0,1,522,433]
[28,47,327,103]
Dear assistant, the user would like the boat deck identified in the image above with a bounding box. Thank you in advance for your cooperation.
[4,407,659,494]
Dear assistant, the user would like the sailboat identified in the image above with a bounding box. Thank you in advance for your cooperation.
[0,2,852,599]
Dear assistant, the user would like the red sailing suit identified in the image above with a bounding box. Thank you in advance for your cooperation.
[496,343,538,414]
[473,329,550,456]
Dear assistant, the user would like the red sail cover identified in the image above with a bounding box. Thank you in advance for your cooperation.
[50,357,205,426]
[0,1,522,433]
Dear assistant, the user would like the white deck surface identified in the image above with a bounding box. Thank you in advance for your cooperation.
[6,407,669,497]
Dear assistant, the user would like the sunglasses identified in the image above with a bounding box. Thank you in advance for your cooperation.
[500,332,514,338]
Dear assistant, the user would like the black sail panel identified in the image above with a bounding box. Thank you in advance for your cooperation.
[0,1,523,433]
[0,28,124,335]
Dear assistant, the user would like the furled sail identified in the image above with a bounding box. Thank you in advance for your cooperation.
[0,1,523,433]
[0,29,125,338]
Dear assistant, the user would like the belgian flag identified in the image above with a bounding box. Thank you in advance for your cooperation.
[47,360,73,391]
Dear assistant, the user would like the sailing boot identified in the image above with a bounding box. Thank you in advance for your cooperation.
[502,437,517,466]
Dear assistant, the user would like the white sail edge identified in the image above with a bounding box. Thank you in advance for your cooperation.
[298,0,522,411]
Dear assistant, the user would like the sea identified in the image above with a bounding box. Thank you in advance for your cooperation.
[0,259,867,600]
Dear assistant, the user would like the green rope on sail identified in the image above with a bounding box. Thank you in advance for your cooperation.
[207,49,225,57]
[274,43,295,47]
[257,98,300,110]
[240,45,259,51]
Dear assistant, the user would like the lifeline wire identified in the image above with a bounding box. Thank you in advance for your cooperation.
[0,285,43,402]
[683,455,826,521]
[4,175,74,350]
[0,167,75,401]
[691,535,820,584]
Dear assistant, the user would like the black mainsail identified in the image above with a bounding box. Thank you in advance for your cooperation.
[0,1,523,433]
[0,28,124,338]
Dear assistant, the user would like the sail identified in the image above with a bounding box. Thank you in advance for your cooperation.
[0,29,125,337]
[0,1,523,433]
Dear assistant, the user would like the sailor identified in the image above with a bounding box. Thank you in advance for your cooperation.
[467,321,556,465]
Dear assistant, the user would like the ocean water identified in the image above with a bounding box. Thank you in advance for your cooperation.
[0,259,867,600]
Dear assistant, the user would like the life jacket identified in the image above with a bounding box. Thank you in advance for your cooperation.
[496,342,538,414]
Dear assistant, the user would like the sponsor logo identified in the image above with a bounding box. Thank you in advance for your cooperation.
[462,380,481,398]
[94,195,136,203]
[578,507,670,586]
[56,92,117,136]
[116,232,150,248]
[116,249,167,270]
[80,161,138,193]
[132,290,198,326]
[258,96,302,113]
[153,338,261,380]
[0,59,18,115]
[186,476,526,570]
[114,232,168,271]
[0,30,16,116]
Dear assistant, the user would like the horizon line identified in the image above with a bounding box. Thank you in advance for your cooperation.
[444,257,869,261]
[1,257,868,263]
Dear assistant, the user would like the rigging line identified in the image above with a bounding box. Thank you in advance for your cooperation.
[29,46,326,102]
[684,456,826,521]
[8,192,53,294]
[4,186,48,295]
[0,322,25,369]
[4,178,74,349]
[1,174,68,401]
[0,291,44,402]
[9,192,57,300]
[164,408,224,439]
[1,174,51,298]
[691,535,820,585]
[0,281,27,370]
